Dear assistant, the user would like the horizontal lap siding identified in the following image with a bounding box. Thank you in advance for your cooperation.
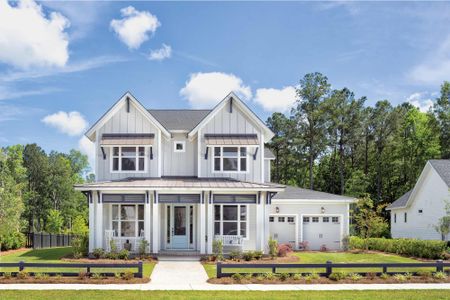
[96,101,159,181]
[200,105,262,182]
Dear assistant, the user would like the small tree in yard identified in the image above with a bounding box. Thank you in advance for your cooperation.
[71,215,88,258]
[46,209,64,233]
[434,200,450,241]
[353,194,389,241]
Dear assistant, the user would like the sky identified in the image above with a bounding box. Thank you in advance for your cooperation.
[1,0,449,170]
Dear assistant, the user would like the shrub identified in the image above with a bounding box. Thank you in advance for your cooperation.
[268,236,278,259]
[72,235,88,258]
[416,270,432,278]
[433,272,448,280]
[229,250,242,261]
[55,273,62,279]
[118,249,129,260]
[292,274,302,280]
[404,272,413,280]
[277,243,293,257]
[91,273,104,279]
[3,272,12,279]
[278,273,290,281]
[243,273,253,281]
[122,271,134,280]
[138,239,149,257]
[304,273,319,282]
[255,274,265,282]
[78,270,88,279]
[16,271,29,279]
[92,248,105,259]
[213,239,223,261]
[348,236,446,259]
[253,250,263,260]
[262,272,275,280]
[106,252,118,260]
[231,273,243,282]
[329,271,347,281]
[393,274,407,282]
[114,272,121,279]
[0,232,26,251]
[242,251,255,261]
[110,239,118,254]
[379,273,390,280]
[348,273,362,281]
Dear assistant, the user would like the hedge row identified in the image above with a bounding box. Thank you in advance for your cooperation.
[349,236,447,259]
[0,232,26,251]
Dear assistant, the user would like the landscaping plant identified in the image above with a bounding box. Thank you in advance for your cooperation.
[212,239,223,261]
[92,248,105,259]
[268,236,278,259]
[242,251,255,261]
[229,250,242,261]
[118,249,129,260]
[277,243,293,257]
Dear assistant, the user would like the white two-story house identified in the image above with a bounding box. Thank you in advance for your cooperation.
[75,92,355,255]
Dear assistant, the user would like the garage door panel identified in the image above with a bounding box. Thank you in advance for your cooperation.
[303,216,341,250]
[269,215,296,246]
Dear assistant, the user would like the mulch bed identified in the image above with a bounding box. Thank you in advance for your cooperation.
[61,257,157,264]
[203,253,299,265]
[208,276,450,284]
[0,277,149,284]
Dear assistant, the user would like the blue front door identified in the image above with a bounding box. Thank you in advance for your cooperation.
[171,205,188,249]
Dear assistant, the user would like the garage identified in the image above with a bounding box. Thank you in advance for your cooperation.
[269,215,297,246]
[302,215,341,250]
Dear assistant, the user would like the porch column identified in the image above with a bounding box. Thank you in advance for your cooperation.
[95,191,103,249]
[206,191,213,254]
[152,191,159,253]
[88,192,95,253]
[255,192,264,251]
[199,191,206,254]
[144,191,151,253]
[263,192,270,252]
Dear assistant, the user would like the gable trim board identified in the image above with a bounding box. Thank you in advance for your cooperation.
[188,92,275,142]
[85,92,171,141]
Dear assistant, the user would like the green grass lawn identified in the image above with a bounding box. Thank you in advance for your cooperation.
[203,251,433,278]
[0,247,155,278]
[1,290,449,300]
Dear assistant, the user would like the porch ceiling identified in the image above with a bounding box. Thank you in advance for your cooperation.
[74,176,284,191]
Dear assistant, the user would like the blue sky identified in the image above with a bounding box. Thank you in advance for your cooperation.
[1,1,449,169]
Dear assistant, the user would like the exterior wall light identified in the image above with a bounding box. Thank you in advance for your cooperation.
[321,207,325,214]
[276,207,280,213]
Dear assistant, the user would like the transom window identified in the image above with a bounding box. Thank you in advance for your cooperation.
[213,147,247,172]
[287,217,295,223]
[214,205,247,238]
[322,217,329,223]
[312,217,319,223]
[112,146,146,172]
[278,217,285,222]
[303,216,310,223]
[332,216,339,223]
[112,204,144,237]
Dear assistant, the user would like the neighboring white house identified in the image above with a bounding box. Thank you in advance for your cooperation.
[75,91,355,255]
[386,160,450,241]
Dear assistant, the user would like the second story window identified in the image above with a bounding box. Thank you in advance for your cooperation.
[112,146,146,172]
[213,146,247,172]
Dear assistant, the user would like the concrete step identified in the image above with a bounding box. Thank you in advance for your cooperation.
[157,255,202,261]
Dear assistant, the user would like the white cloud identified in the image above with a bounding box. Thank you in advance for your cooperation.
[180,72,252,108]
[409,37,450,85]
[110,6,160,50]
[148,44,172,61]
[42,111,88,136]
[406,92,434,112]
[0,0,70,69]
[254,86,297,112]
[78,136,95,171]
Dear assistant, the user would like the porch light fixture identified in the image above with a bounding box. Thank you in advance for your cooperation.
[275,207,280,213]
[321,207,325,214]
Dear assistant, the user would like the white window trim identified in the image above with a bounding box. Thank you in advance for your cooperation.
[110,146,148,173]
[173,141,186,153]
[213,204,249,240]
[110,204,145,238]
[211,146,249,174]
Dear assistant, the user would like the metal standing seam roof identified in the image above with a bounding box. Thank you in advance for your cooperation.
[204,134,259,145]
[75,177,285,190]
[272,185,356,201]
[101,133,155,145]
[147,109,211,131]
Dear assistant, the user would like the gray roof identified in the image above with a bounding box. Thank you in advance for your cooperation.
[148,109,211,131]
[386,190,412,210]
[272,185,355,201]
[429,159,450,187]
[264,148,275,159]
[75,176,284,191]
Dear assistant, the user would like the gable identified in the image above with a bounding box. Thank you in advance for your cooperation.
[85,92,170,141]
[188,92,274,142]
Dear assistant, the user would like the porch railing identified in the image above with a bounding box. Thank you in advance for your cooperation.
[105,230,146,253]
[215,235,244,246]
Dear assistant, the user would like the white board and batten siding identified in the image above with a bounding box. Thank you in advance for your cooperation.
[199,103,263,183]
[390,166,450,241]
[162,133,198,176]
[95,100,160,181]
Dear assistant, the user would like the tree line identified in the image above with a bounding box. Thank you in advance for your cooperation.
[266,73,449,206]
[0,144,91,250]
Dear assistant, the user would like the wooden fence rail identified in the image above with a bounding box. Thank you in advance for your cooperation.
[0,261,143,278]
[216,260,450,278]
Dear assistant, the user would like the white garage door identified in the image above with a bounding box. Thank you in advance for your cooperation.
[269,215,296,246]
[302,216,341,250]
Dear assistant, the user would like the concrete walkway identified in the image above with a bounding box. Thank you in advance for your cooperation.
[150,260,209,290]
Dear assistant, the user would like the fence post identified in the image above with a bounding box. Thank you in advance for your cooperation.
[382,266,387,273]
[19,261,24,272]
[436,260,443,273]
[217,262,222,278]
[137,261,143,278]
[326,261,332,277]
[272,266,276,273]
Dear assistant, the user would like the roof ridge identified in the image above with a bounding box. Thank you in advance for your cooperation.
[147,109,212,111]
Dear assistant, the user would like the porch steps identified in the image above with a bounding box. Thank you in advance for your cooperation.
[156,251,203,261]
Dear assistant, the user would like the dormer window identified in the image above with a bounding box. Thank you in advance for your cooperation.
[174,141,185,153]
[213,146,247,172]
[111,146,146,172]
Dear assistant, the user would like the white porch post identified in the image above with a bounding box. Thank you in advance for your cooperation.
[88,192,95,253]
[152,191,159,253]
[255,192,264,251]
[262,192,270,252]
[144,191,151,253]
[95,191,103,249]
[199,191,206,254]
[206,191,213,254]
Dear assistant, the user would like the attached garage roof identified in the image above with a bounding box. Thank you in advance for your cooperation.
[148,109,211,131]
[264,147,275,159]
[272,186,356,201]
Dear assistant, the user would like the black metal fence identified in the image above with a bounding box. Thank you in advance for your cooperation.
[216,260,450,278]
[24,232,74,249]
[0,261,143,278]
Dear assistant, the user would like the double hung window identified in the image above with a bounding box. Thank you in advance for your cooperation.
[214,205,247,238]
[213,147,247,172]
[112,146,146,172]
[112,204,144,237]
